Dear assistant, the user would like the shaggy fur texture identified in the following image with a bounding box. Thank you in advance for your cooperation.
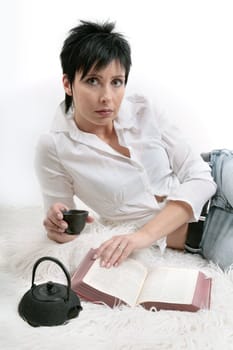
[1,206,233,350]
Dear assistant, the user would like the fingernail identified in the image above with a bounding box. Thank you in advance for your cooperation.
[114,262,118,267]
[101,261,106,267]
[92,254,97,260]
[106,262,111,268]
[57,213,62,219]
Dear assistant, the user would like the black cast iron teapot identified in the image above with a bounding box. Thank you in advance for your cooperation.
[18,256,82,327]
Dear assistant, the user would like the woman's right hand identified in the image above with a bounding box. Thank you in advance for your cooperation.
[43,202,76,243]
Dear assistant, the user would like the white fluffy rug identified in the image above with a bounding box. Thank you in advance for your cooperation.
[1,206,233,350]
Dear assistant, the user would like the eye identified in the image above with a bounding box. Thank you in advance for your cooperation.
[86,77,99,86]
[112,79,124,87]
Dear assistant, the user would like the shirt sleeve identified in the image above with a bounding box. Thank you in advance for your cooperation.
[157,110,217,221]
[34,133,75,213]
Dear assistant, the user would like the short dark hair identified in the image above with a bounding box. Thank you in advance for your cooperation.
[60,20,132,112]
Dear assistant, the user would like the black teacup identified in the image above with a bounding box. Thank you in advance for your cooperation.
[62,209,89,235]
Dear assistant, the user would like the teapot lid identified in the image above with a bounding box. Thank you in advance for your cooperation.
[32,281,67,302]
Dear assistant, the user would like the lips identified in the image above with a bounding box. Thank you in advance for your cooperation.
[95,109,114,117]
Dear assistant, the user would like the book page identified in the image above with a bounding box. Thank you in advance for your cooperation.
[137,267,198,305]
[83,258,148,307]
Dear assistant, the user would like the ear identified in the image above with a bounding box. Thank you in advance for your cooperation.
[62,74,72,96]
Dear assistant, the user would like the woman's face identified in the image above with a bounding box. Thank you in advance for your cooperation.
[63,60,126,132]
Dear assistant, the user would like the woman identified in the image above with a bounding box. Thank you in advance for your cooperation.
[35,20,233,270]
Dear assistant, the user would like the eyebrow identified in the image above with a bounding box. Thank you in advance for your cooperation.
[86,73,125,79]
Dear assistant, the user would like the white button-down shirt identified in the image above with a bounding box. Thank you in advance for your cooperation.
[35,94,216,226]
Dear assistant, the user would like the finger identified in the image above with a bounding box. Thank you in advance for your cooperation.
[101,241,123,267]
[47,210,68,228]
[104,241,129,268]
[47,230,77,243]
[47,229,61,239]
[86,215,94,223]
[98,239,127,268]
[114,244,133,267]
[48,203,69,222]
[47,209,62,226]
[44,217,67,233]
[94,238,115,259]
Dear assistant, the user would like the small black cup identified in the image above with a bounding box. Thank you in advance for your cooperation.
[62,209,89,235]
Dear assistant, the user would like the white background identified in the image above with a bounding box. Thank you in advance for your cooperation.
[1,0,233,206]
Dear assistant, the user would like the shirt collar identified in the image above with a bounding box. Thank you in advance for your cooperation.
[116,94,148,131]
[50,101,85,143]
[50,101,73,132]
[50,94,147,140]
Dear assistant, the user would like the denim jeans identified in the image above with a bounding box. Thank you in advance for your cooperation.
[200,149,233,270]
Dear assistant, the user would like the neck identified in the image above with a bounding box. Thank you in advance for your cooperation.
[75,118,114,141]
[90,124,115,143]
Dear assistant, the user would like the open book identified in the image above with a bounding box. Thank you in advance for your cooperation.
[71,249,212,312]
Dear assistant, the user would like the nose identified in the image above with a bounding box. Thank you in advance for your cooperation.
[99,85,112,104]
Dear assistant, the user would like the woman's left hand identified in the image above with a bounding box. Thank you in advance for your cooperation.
[94,230,154,268]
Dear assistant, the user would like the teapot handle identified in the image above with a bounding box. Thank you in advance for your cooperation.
[31,256,71,301]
